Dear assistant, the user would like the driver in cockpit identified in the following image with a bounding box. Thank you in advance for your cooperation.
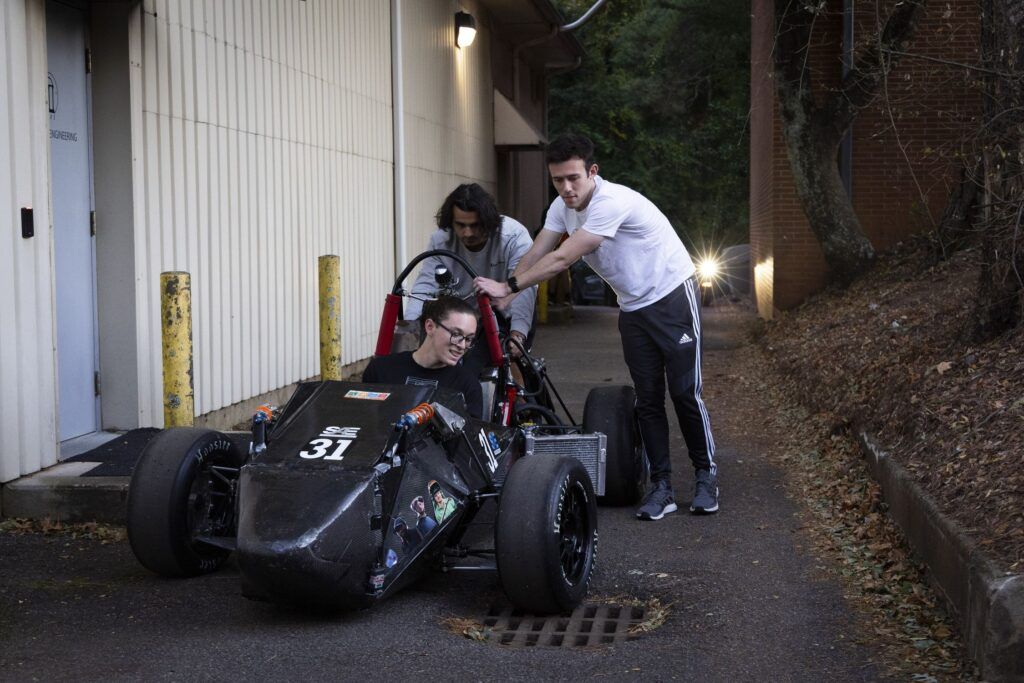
[362,296,484,419]
[402,184,536,377]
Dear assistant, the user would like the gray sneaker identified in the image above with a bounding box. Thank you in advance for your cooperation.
[636,480,678,521]
[689,470,719,514]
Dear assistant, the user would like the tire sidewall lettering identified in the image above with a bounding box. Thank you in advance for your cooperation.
[180,437,234,559]
[194,438,232,466]
[552,473,571,534]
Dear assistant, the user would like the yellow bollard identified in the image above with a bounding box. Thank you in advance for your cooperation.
[319,255,342,380]
[161,272,194,427]
[537,280,548,324]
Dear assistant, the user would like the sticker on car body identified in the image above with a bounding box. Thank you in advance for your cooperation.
[299,426,360,461]
[345,390,391,401]
[477,430,499,473]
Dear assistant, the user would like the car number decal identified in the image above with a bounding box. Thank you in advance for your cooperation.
[344,390,390,401]
[477,430,499,473]
[299,426,360,461]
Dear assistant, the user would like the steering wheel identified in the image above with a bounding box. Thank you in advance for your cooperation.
[375,250,503,367]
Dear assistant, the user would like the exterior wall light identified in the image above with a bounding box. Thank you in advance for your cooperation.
[455,11,477,48]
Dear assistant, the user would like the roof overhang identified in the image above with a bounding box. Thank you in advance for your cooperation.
[494,90,547,149]
[476,0,585,67]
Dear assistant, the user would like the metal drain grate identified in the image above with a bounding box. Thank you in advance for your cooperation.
[478,603,649,648]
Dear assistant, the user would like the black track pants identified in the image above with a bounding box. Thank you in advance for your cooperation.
[618,278,717,482]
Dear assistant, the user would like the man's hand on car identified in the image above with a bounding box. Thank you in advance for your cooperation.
[506,330,526,359]
[473,276,518,312]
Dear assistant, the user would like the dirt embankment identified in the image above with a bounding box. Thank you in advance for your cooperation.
[759,242,1023,573]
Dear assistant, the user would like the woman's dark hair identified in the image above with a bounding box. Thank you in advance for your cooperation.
[545,133,597,169]
[421,295,478,334]
[435,183,502,238]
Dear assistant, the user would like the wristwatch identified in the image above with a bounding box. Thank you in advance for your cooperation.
[507,276,521,293]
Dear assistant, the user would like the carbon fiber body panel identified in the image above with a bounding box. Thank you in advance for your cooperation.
[236,380,518,609]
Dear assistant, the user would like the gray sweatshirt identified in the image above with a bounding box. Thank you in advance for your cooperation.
[404,216,537,336]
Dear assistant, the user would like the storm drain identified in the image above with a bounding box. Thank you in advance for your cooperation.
[471,603,653,648]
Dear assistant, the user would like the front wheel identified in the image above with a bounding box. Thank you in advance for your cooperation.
[584,385,647,506]
[127,428,244,577]
[495,455,598,614]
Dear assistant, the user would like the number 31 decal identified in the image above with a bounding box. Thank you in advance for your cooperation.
[299,426,360,461]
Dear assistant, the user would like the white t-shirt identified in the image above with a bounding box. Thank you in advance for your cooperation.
[543,176,695,311]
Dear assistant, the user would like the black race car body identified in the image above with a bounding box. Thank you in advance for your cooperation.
[235,380,516,609]
[127,249,646,614]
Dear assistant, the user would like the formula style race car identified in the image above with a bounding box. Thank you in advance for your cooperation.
[126,251,647,614]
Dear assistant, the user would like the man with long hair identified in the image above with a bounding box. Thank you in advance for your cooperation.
[404,184,536,376]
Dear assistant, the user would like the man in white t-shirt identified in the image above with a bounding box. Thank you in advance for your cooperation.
[474,134,719,520]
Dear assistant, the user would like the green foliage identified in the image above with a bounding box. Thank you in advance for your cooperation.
[550,0,750,253]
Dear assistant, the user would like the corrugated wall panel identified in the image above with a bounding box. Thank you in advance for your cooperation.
[130,0,394,425]
[0,0,59,481]
[401,0,497,249]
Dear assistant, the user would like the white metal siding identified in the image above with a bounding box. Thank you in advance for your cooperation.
[130,0,395,425]
[1,0,505,480]
[0,0,59,481]
[401,0,496,249]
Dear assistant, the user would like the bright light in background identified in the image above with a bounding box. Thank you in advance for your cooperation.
[697,257,720,282]
[455,11,477,48]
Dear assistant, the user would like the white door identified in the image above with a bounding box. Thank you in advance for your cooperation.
[47,0,98,441]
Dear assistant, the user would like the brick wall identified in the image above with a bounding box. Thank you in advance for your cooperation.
[750,0,982,316]
[750,0,775,319]
[850,0,980,249]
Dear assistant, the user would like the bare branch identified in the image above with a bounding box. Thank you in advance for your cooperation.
[829,0,928,137]
[883,48,1012,77]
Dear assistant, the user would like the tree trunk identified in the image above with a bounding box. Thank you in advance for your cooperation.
[973,0,1024,339]
[935,160,983,259]
[778,106,876,286]
[773,0,927,287]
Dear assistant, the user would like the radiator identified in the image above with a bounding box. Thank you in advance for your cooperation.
[524,430,606,496]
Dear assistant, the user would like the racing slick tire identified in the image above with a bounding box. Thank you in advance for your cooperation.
[495,455,598,614]
[583,385,647,506]
[127,428,245,577]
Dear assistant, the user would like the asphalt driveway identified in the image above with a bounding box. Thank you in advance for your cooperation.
[0,304,892,682]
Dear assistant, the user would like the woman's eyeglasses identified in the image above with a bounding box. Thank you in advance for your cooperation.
[435,320,477,348]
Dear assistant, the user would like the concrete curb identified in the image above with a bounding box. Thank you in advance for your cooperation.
[858,431,1024,681]
[2,464,128,525]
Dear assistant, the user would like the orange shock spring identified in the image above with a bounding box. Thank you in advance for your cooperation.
[399,402,435,429]
[409,403,434,424]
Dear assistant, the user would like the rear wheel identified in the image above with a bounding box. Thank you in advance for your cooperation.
[513,402,563,427]
[495,455,598,614]
[584,385,646,506]
[127,428,244,577]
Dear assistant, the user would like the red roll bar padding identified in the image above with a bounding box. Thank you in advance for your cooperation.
[476,295,504,367]
[374,293,402,356]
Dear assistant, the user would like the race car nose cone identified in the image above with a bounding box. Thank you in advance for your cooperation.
[236,465,381,609]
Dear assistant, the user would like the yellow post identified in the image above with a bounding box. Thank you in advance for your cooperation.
[319,255,342,380]
[537,280,549,324]
[161,272,194,427]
